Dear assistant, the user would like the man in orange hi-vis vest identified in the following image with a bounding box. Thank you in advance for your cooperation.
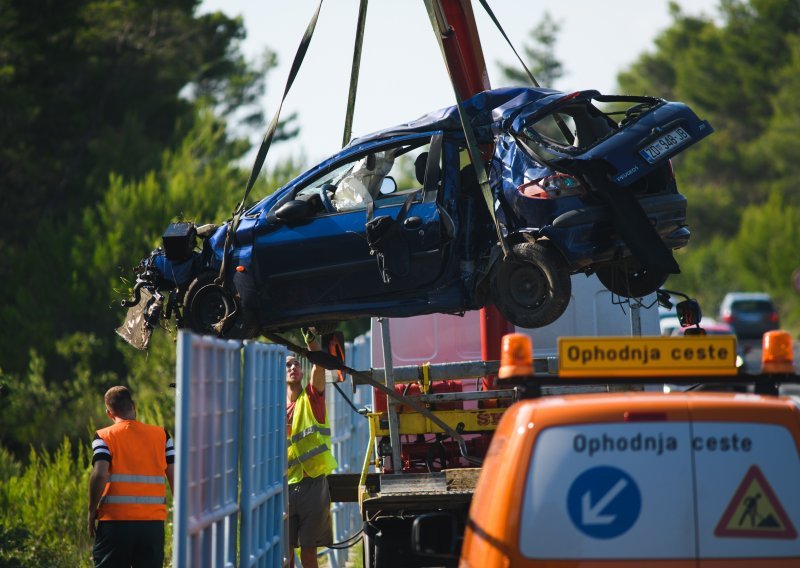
[88,386,174,567]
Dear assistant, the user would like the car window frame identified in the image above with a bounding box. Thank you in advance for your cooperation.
[267,132,444,219]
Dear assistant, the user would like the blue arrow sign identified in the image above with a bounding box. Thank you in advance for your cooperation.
[567,466,641,539]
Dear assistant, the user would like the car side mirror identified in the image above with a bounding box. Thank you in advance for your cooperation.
[379,176,397,195]
[274,199,312,223]
[411,512,459,560]
[676,299,702,327]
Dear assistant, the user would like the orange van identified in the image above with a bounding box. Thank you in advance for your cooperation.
[461,391,800,567]
[459,333,800,567]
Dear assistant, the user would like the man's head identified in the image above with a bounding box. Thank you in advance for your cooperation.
[286,356,304,386]
[104,386,135,420]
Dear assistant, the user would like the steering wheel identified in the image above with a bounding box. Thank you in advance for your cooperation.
[320,183,337,213]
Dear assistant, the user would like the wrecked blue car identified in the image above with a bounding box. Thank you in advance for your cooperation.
[118,87,712,348]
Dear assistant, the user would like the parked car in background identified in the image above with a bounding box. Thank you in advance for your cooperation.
[671,318,733,336]
[659,302,680,336]
[719,292,779,340]
[660,316,682,336]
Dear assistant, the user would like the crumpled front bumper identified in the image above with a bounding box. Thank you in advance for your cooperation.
[116,288,162,350]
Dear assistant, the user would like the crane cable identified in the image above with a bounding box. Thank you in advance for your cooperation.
[474,0,574,143]
[342,0,369,148]
[423,0,510,258]
[217,0,324,287]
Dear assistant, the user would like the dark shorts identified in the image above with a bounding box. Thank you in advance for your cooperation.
[93,520,165,568]
[288,475,333,548]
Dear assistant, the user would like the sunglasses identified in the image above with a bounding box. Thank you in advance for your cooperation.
[286,360,301,369]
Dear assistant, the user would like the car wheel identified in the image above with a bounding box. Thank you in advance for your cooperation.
[363,532,377,568]
[490,242,571,329]
[183,272,237,336]
[595,260,668,298]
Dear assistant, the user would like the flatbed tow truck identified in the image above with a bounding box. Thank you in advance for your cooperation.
[329,326,800,567]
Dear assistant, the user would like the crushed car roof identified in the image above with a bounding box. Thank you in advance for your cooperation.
[346,86,564,147]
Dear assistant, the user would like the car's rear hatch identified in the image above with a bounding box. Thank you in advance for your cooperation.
[500,90,714,187]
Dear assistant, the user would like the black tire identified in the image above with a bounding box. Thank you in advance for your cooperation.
[595,259,668,298]
[490,242,571,329]
[183,272,237,336]
[363,532,376,568]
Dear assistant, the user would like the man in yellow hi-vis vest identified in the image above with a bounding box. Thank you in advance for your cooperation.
[286,330,338,568]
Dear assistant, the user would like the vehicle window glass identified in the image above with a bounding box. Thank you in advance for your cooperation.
[520,99,645,152]
[731,301,773,312]
[295,139,436,215]
[525,112,576,146]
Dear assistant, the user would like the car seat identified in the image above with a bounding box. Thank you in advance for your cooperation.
[571,106,613,148]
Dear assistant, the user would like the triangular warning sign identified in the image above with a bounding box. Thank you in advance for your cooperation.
[715,465,797,539]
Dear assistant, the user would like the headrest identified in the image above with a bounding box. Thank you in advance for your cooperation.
[414,152,428,185]
[460,164,479,195]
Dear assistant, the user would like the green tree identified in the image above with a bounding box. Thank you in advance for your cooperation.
[498,12,564,88]
[0,0,305,458]
[619,0,800,331]
[0,0,295,376]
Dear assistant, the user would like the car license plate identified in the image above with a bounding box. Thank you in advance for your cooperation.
[639,126,692,163]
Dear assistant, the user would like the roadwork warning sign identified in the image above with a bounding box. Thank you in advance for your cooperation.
[714,465,797,539]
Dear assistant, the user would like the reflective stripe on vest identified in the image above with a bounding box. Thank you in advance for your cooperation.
[95,420,168,521]
[109,474,164,484]
[290,424,332,444]
[287,442,330,468]
[101,495,167,505]
[287,387,338,484]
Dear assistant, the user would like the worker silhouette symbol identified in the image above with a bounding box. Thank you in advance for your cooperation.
[739,493,762,527]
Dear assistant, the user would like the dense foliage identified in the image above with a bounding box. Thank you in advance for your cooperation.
[0,0,301,459]
[617,0,800,325]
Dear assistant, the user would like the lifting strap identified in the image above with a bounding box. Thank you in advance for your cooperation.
[423,0,510,258]
[475,0,539,87]
[342,0,369,147]
[474,0,574,144]
[218,0,324,285]
[264,331,482,466]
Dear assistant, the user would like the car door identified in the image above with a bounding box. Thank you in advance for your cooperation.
[251,133,447,318]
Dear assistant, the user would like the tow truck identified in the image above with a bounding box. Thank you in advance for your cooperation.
[338,325,800,567]
[435,331,800,567]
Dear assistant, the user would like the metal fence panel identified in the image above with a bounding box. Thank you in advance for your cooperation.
[240,341,288,568]
[174,331,242,568]
[174,331,374,568]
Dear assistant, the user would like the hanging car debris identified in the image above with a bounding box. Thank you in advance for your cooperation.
[118,86,712,349]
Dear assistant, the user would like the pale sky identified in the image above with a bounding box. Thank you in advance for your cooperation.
[200,0,721,165]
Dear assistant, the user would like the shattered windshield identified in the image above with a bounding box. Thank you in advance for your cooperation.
[517,97,661,154]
